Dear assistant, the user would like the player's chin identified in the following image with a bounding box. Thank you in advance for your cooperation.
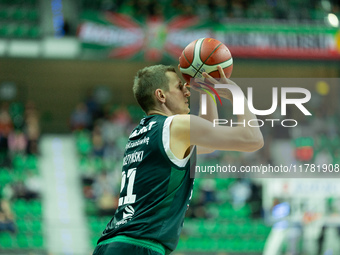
[178,108,190,115]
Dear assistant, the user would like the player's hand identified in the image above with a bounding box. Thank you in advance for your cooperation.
[202,65,237,101]
[184,81,206,93]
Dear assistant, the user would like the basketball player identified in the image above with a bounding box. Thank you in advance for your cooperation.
[92,65,263,255]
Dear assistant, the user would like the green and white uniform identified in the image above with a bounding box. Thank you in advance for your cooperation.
[96,115,196,254]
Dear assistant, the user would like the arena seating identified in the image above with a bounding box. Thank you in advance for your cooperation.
[0,0,40,39]
[0,100,44,253]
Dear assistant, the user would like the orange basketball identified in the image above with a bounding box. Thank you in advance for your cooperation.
[179,38,233,83]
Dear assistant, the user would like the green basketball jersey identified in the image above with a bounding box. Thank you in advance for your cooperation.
[97,114,196,254]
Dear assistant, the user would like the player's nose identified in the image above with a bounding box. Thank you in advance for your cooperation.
[183,86,190,97]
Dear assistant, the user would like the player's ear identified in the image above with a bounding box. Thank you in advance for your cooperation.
[155,89,166,103]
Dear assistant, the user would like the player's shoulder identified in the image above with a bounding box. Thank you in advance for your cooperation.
[170,114,203,132]
[171,114,216,137]
[168,114,189,132]
[171,114,204,125]
[171,114,190,124]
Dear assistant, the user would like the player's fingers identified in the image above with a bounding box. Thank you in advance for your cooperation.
[202,72,210,78]
[217,65,226,78]
[202,72,218,85]
[186,82,202,93]
[185,82,199,88]
[191,81,203,89]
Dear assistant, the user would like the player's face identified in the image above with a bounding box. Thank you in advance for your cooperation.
[165,71,190,115]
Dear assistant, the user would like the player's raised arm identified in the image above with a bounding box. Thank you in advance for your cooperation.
[181,69,219,155]
[171,113,263,153]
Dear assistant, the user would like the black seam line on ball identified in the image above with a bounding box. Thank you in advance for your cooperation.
[193,40,222,78]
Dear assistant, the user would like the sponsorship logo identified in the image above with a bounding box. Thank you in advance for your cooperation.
[126,137,150,149]
[123,205,135,219]
[196,81,223,115]
[129,121,156,138]
[115,205,135,227]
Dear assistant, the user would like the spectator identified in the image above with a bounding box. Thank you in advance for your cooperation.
[333,148,340,165]
[70,102,92,131]
[229,178,251,209]
[85,89,102,127]
[24,170,42,199]
[195,0,211,20]
[0,103,13,137]
[248,181,263,219]
[92,171,118,216]
[0,198,16,234]
[315,148,333,165]
[92,123,105,157]
[200,179,217,204]
[12,180,38,201]
[7,129,27,155]
[96,189,117,216]
[211,0,228,21]
[0,104,13,166]
[24,101,40,155]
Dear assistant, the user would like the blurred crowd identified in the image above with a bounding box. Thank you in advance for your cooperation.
[71,91,139,216]
[81,0,340,22]
[0,101,40,163]
[0,101,42,234]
